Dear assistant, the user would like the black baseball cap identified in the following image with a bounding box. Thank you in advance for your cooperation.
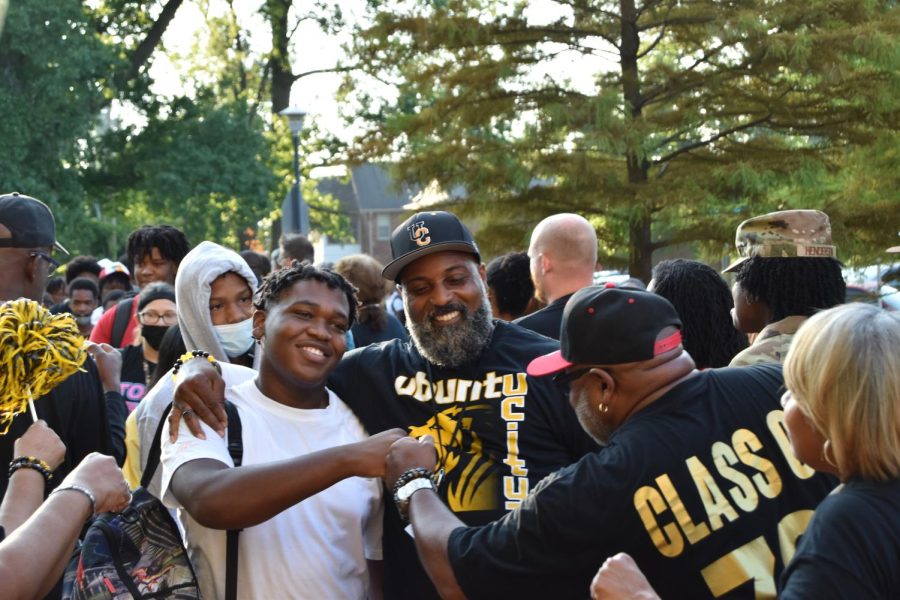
[382,211,481,282]
[528,285,683,376]
[0,192,68,254]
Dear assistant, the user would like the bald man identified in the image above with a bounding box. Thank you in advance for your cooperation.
[514,213,598,339]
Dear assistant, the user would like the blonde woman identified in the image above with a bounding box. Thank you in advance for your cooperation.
[778,302,900,597]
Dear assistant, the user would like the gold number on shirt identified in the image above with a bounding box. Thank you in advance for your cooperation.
[700,509,813,599]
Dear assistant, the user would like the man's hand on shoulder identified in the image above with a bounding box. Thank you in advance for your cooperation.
[170,357,227,441]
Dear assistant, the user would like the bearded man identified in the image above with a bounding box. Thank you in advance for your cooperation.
[170,211,596,599]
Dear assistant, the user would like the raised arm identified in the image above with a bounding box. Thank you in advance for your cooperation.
[384,436,467,600]
[0,453,130,600]
[0,421,65,534]
[170,429,404,530]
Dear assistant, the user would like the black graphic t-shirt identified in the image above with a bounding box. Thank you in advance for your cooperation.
[119,345,154,412]
[447,364,838,599]
[329,320,597,599]
[779,477,900,599]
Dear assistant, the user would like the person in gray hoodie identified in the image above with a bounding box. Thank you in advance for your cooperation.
[122,241,259,492]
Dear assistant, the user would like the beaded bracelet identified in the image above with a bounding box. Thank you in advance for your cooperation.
[391,467,434,496]
[8,456,54,482]
[172,350,222,382]
[50,484,96,517]
[392,467,437,522]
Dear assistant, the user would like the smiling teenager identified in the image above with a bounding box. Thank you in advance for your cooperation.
[169,212,597,598]
[160,263,404,599]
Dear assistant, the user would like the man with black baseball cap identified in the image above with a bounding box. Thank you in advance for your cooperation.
[171,210,597,599]
[0,192,126,504]
[381,284,836,599]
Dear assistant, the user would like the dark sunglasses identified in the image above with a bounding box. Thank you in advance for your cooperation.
[30,251,60,271]
[552,367,592,386]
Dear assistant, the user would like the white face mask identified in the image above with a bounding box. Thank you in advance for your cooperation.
[213,317,254,358]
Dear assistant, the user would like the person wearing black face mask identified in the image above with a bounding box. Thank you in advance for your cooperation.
[118,282,176,412]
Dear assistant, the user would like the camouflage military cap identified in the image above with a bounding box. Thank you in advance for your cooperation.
[723,209,836,273]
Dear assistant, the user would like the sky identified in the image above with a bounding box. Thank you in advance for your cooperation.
[146,0,360,137]
[140,0,610,146]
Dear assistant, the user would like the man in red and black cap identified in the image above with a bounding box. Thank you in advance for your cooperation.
[383,284,836,599]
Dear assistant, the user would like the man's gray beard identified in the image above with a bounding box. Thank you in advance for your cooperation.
[406,288,494,368]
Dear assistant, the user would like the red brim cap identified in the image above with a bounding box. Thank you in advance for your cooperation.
[526,350,572,377]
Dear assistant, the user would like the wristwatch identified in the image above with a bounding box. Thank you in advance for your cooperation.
[394,476,436,522]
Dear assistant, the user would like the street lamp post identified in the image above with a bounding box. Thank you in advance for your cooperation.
[279,106,309,235]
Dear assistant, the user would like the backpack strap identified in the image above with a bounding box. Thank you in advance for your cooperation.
[141,403,173,489]
[142,400,243,600]
[223,400,242,600]
[110,296,136,348]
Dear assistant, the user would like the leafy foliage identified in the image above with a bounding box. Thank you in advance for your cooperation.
[343,0,900,279]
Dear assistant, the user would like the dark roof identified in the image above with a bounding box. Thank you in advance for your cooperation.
[316,175,357,216]
[350,164,413,211]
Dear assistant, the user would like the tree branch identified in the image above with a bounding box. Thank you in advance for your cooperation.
[125,0,185,81]
[654,114,772,164]
[291,65,355,82]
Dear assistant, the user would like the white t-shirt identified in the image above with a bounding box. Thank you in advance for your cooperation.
[161,379,383,600]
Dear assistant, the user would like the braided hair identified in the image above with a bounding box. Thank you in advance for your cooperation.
[735,256,846,322]
[486,252,535,319]
[651,259,748,369]
[254,261,358,327]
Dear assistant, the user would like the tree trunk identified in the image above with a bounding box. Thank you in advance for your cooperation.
[619,0,653,282]
[628,216,653,283]
[266,0,293,113]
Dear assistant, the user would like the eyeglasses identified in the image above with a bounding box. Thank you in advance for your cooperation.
[138,310,178,325]
[552,367,592,387]
[29,251,60,271]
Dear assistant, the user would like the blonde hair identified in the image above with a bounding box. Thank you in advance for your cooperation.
[784,303,900,481]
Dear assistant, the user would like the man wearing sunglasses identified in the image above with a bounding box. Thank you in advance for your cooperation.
[0,192,126,504]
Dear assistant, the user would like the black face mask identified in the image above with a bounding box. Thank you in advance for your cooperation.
[142,325,169,350]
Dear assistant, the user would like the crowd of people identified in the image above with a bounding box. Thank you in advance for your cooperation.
[0,190,896,599]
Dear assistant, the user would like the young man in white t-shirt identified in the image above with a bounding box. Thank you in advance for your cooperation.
[161,264,404,599]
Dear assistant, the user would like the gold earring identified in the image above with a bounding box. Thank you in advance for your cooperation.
[822,440,838,469]
[598,403,609,414]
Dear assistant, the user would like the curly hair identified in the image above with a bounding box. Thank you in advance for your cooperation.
[333,254,390,331]
[651,259,748,369]
[64,255,101,284]
[735,256,845,322]
[125,225,190,271]
[486,252,535,319]
[254,261,358,327]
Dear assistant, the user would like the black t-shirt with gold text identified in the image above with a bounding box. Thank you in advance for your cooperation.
[447,364,838,599]
[329,320,597,599]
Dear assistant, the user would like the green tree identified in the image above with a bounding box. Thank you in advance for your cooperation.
[344,0,900,280]
[0,1,122,250]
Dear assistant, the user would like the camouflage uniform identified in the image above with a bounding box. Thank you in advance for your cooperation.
[729,315,807,366]
[723,210,838,366]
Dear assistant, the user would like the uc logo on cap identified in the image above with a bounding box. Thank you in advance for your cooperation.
[408,221,431,247]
